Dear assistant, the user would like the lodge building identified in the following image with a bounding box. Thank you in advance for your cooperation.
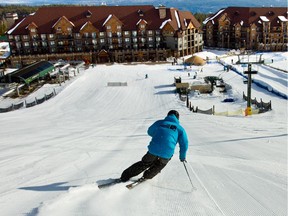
[6,5,203,65]
[203,7,288,51]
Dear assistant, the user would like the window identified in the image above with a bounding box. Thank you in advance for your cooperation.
[100,39,105,43]
[57,27,62,33]
[41,34,46,40]
[148,30,153,35]
[24,42,30,47]
[84,33,89,38]
[107,32,112,37]
[50,41,55,46]
[67,27,72,32]
[148,37,153,42]
[140,24,145,29]
[92,39,97,45]
[42,42,47,47]
[125,38,130,42]
[15,36,20,41]
[117,32,122,37]
[23,35,29,40]
[92,32,97,38]
[8,35,13,40]
[117,25,121,29]
[156,36,161,42]
[75,33,81,38]
[118,38,122,44]
[106,25,111,29]
[49,34,54,39]
[132,31,137,36]
[30,28,36,32]
[33,42,38,47]
[16,42,21,48]
[133,38,137,43]
[124,31,129,36]
[99,32,105,37]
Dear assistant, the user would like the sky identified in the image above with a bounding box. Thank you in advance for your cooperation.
[0,0,287,13]
[0,49,287,216]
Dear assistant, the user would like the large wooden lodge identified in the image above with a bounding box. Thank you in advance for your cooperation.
[203,7,288,51]
[6,5,203,66]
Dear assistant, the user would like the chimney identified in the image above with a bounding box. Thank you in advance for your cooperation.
[158,5,166,19]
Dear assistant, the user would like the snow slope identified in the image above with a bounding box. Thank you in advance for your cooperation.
[0,53,287,216]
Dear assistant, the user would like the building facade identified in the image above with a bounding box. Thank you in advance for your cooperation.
[6,5,203,65]
[203,7,287,51]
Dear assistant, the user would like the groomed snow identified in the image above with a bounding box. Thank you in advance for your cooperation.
[0,51,287,216]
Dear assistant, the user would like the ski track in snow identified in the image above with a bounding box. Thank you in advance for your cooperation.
[0,53,287,216]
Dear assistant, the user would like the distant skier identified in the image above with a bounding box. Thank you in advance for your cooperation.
[120,110,189,182]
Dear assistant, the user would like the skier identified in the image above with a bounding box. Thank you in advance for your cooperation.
[120,110,189,182]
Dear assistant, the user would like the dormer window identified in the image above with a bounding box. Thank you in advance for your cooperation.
[138,10,144,17]
[86,10,92,18]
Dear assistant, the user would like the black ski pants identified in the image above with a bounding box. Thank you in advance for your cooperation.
[120,152,170,182]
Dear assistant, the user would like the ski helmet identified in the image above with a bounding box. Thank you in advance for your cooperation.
[167,110,179,120]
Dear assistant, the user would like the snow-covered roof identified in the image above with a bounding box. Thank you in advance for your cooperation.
[278,16,288,22]
[159,19,171,29]
[203,9,225,25]
[260,16,269,22]
[184,18,187,27]
[174,10,181,29]
[102,14,112,26]
[7,17,26,34]
[80,22,89,31]
[136,19,147,26]
[52,16,75,29]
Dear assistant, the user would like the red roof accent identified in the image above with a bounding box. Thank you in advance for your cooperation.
[8,5,200,35]
[206,7,287,27]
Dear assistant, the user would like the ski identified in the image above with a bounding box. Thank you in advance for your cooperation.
[98,178,122,189]
[126,177,146,189]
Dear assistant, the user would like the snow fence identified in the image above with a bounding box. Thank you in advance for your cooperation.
[0,90,56,113]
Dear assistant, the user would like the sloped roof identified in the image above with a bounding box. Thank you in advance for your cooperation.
[185,55,206,66]
[8,5,201,35]
[204,7,287,27]
[10,61,54,84]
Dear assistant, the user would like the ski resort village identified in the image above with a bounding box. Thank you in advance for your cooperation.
[0,4,287,216]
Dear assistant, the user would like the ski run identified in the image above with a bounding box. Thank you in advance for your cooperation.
[0,50,287,216]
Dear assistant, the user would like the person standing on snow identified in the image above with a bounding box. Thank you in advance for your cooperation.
[120,110,189,182]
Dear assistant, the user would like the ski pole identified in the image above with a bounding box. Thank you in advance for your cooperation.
[183,161,197,190]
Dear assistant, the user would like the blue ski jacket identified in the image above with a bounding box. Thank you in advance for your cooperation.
[147,114,189,160]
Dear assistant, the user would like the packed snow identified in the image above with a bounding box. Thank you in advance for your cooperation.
[0,50,287,216]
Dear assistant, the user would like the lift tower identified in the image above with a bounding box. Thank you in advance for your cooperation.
[236,54,263,115]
